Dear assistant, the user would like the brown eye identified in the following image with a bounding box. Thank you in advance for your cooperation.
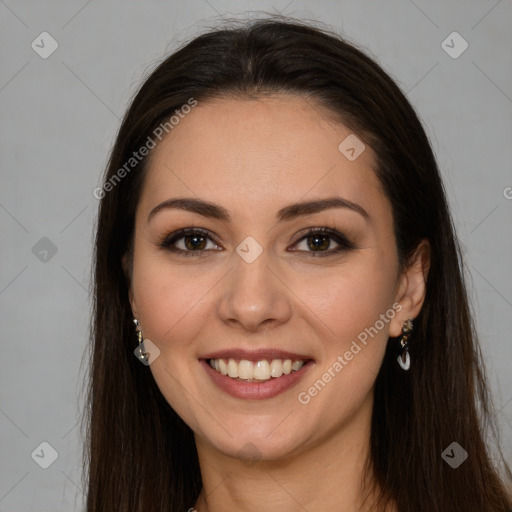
[291,228,355,257]
[183,234,208,251]
[306,233,331,251]
[158,228,221,257]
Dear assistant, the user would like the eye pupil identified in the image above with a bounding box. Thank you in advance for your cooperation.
[308,235,330,251]
[185,235,207,250]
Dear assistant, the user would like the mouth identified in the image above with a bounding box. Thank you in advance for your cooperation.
[206,357,308,381]
[199,349,314,400]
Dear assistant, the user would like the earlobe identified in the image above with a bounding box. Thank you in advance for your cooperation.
[390,239,431,337]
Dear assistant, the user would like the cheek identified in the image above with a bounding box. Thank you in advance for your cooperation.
[293,264,396,426]
[131,246,217,350]
[299,258,397,346]
[292,257,398,417]
[131,253,216,424]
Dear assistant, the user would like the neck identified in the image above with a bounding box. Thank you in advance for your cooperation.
[193,393,392,512]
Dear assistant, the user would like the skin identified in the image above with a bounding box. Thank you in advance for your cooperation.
[127,95,430,511]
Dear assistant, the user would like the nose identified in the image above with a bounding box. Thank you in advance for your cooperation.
[217,249,293,333]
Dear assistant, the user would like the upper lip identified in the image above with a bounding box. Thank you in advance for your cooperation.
[200,348,314,362]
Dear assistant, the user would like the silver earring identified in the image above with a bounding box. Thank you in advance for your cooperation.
[397,319,413,371]
[133,318,149,364]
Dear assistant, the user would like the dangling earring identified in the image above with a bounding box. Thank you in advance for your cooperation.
[397,319,413,371]
[133,318,149,364]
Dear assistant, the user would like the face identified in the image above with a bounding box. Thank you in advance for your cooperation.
[128,95,410,462]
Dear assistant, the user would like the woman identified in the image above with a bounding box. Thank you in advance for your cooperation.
[85,17,512,511]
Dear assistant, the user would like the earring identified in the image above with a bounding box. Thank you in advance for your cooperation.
[397,319,413,371]
[133,318,149,364]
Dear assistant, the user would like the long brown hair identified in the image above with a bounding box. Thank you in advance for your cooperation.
[84,16,512,511]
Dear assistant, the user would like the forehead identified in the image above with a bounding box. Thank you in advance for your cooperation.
[139,95,386,223]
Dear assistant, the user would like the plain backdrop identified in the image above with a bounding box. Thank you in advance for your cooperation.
[1,1,511,510]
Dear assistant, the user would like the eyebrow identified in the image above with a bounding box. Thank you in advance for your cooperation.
[147,196,369,223]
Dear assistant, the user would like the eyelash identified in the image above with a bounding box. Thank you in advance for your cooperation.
[157,227,356,258]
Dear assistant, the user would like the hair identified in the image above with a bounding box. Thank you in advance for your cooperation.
[84,15,512,512]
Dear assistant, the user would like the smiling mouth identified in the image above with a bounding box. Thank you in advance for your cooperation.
[206,357,309,382]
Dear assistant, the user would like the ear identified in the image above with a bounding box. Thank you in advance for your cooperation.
[389,239,431,337]
[122,253,138,318]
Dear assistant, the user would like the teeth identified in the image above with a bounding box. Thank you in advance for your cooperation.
[208,358,306,381]
[238,360,254,380]
[219,359,228,375]
[253,360,271,380]
[270,359,283,378]
[291,360,303,371]
[227,359,239,378]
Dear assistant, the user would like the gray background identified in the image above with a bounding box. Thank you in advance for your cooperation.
[1,1,511,510]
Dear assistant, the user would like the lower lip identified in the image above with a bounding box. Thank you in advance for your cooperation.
[200,359,314,400]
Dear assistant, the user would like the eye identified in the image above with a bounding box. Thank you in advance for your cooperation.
[290,227,355,257]
[158,227,355,258]
[158,228,221,257]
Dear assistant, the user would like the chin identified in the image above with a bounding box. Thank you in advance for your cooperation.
[196,419,312,464]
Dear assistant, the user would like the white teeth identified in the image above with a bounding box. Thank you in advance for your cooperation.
[270,359,283,378]
[238,360,254,380]
[208,358,306,381]
[227,358,239,378]
[253,360,271,380]
[291,360,303,371]
[219,359,228,375]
